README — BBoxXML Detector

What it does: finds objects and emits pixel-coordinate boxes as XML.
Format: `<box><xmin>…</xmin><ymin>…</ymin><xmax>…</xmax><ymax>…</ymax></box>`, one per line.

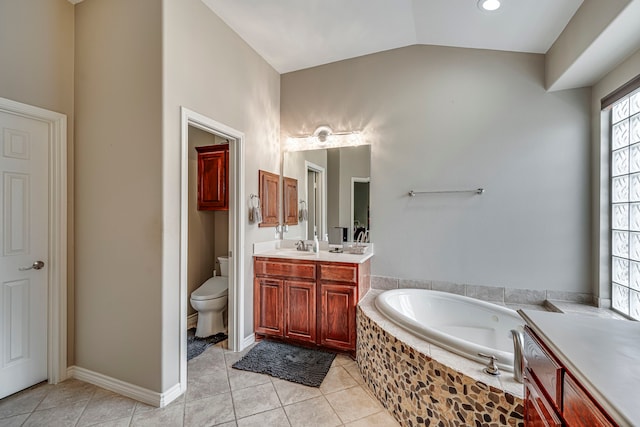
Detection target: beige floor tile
<box><xmin>76</xmin><ymin>393</ymin><xmax>137</xmax><ymax>427</ymax></box>
<box><xmin>319</xmin><ymin>366</ymin><xmax>358</xmax><ymax>394</ymax></box>
<box><xmin>325</xmin><ymin>386</ymin><xmax>384</xmax><ymax>423</ymax></box>
<box><xmin>130</xmin><ymin>404</ymin><xmax>184</xmax><ymax>427</ymax></box>
<box><xmin>344</xmin><ymin>410</ymin><xmax>400</xmax><ymax>426</ymax></box>
<box><xmin>236</xmin><ymin>407</ymin><xmax>290</xmax><ymax>427</ymax></box>
<box><xmin>0</xmin><ymin>414</ymin><xmax>29</xmax><ymax>427</ymax></box>
<box><xmin>133</xmin><ymin>393</ymin><xmax>185</xmax><ymax>415</ymax></box>
<box><xmin>186</xmin><ymin>369</ymin><xmax>230</xmax><ymax>401</ymax></box>
<box><xmin>341</xmin><ymin>359</ymin><xmax>365</xmax><ymax>385</ymax></box>
<box><xmin>0</xmin><ymin>384</ymin><xmax>51</xmax><ymax>419</ymax></box>
<box><xmin>283</xmin><ymin>396</ymin><xmax>341</xmax><ymax>427</ymax></box>
<box><xmin>23</xmin><ymin>400</ymin><xmax>87</xmax><ymax>427</ymax></box>
<box><xmin>184</xmin><ymin>392</ymin><xmax>235</xmax><ymax>427</ymax></box>
<box><xmin>216</xmin><ymin>421</ymin><xmax>237</xmax><ymax>427</ymax></box>
<box><xmin>227</xmin><ymin>368</ymin><xmax>272</xmax><ymax>390</ymax></box>
<box><xmin>272</xmin><ymin>378</ymin><xmax>322</xmax><ymax>406</ymax></box>
<box><xmin>188</xmin><ymin>352</ymin><xmax>226</xmax><ymax>379</ymax></box>
<box><xmin>231</xmin><ymin>382</ymin><xmax>281</xmax><ymax>419</ymax></box>
<box><xmin>36</xmin><ymin>379</ymin><xmax>97</xmax><ymax>410</ymax></box>
<box><xmin>330</xmin><ymin>353</ymin><xmax>353</xmax><ymax>367</ymax></box>
<box><xmin>89</xmin><ymin>416</ymin><xmax>134</xmax><ymax>427</ymax></box>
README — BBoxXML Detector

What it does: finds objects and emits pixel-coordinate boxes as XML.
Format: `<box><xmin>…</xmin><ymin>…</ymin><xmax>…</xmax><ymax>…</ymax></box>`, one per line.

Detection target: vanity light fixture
<box><xmin>285</xmin><ymin>125</ymin><xmax>363</xmax><ymax>152</ymax></box>
<box><xmin>478</xmin><ymin>0</ymin><xmax>500</xmax><ymax>12</ymax></box>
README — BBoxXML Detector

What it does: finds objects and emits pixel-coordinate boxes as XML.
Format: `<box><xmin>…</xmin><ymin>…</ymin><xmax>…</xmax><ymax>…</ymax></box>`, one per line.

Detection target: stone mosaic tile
<box><xmin>356</xmin><ymin>305</ymin><xmax>524</xmax><ymax>427</ymax></box>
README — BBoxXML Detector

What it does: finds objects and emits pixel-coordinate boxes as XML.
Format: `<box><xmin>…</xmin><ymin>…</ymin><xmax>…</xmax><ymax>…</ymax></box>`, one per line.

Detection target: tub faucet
<box><xmin>511</xmin><ymin>329</ymin><xmax>524</xmax><ymax>383</ymax></box>
<box><xmin>478</xmin><ymin>353</ymin><xmax>500</xmax><ymax>376</ymax></box>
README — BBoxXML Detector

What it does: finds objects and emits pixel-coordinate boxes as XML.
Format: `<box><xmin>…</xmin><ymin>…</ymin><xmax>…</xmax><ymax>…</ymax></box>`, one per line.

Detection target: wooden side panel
<box><xmin>283</xmin><ymin>176</ymin><xmax>298</xmax><ymax>226</ymax></box>
<box><xmin>563</xmin><ymin>374</ymin><xmax>615</xmax><ymax>427</ymax></box>
<box><xmin>255</xmin><ymin>259</ymin><xmax>316</xmax><ymax>280</ymax></box>
<box><xmin>524</xmin><ymin>327</ymin><xmax>563</xmax><ymax>409</ymax></box>
<box><xmin>357</xmin><ymin>259</ymin><xmax>370</xmax><ymax>301</ymax></box>
<box><xmin>284</xmin><ymin>280</ymin><xmax>316</xmax><ymax>343</ymax></box>
<box><xmin>259</xmin><ymin>170</ymin><xmax>279</xmax><ymax>227</ymax></box>
<box><xmin>254</xmin><ymin>277</ymin><xmax>283</xmax><ymax>336</ymax></box>
<box><xmin>524</xmin><ymin>370</ymin><xmax>562</xmax><ymax>427</ymax></box>
<box><xmin>319</xmin><ymin>263</ymin><xmax>357</xmax><ymax>284</ymax></box>
<box><xmin>320</xmin><ymin>283</ymin><xmax>356</xmax><ymax>351</ymax></box>
<box><xmin>196</xmin><ymin>144</ymin><xmax>228</xmax><ymax>210</ymax></box>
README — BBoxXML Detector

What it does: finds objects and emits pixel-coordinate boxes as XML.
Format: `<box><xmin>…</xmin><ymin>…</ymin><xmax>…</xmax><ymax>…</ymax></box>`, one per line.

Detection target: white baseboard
<box><xmin>187</xmin><ymin>313</ymin><xmax>198</xmax><ymax>329</ymax></box>
<box><xmin>67</xmin><ymin>365</ymin><xmax>183</xmax><ymax>408</ymax></box>
<box><xmin>241</xmin><ymin>333</ymin><xmax>255</xmax><ymax>351</ymax></box>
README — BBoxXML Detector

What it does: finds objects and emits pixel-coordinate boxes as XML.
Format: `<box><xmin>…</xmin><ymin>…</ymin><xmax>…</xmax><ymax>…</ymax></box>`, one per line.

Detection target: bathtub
<box><xmin>375</xmin><ymin>288</ymin><xmax>523</xmax><ymax>372</ymax></box>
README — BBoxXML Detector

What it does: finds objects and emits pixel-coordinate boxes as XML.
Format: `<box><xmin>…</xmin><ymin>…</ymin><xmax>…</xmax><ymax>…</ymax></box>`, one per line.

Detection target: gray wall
<box><xmin>282</xmin><ymin>45</ymin><xmax>592</xmax><ymax>293</ymax></box>
<box><xmin>74</xmin><ymin>0</ymin><xmax>163</xmax><ymax>391</ymax></box>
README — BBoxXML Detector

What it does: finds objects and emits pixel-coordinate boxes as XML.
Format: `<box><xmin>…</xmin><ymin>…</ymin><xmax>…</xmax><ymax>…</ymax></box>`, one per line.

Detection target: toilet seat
<box><xmin>191</xmin><ymin>276</ymin><xmax>228</xmax><ymax>301</ymax></box>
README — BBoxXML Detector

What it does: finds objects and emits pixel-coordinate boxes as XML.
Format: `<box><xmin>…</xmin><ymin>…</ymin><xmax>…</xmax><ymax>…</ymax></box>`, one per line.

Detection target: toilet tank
<box><xmin>218</xmin><ymin>256</ymin><xmax>229</xmax><ymax>277</ymax></box>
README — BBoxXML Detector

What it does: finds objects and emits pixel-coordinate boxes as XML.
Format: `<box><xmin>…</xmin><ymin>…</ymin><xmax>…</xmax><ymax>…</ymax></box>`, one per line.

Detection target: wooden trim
<box><xmin>601</xmin><ymin>73</ymin><xmax>640</xmax><ymax>109</ymax></box>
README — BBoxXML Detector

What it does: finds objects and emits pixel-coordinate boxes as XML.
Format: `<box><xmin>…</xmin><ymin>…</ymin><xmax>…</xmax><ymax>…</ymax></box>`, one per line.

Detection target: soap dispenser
<box><xmin>313</xmin><ymin>233</ymin><xmax>319</xmax><ymax>254</ymax></box>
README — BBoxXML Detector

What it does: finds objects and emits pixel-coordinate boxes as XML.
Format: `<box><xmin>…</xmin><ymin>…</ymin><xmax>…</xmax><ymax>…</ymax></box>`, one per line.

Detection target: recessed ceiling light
<box><xmin>478</xmin><ymin>0</ymin><xmax>501</xmax><ymax>12</ymax></box>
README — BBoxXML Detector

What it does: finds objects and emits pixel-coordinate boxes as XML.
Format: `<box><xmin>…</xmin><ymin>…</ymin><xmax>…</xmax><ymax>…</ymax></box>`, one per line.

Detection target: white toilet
<box><xmin>190</xmin><ymin>256</ymin><xmax>229</xmax><ymax>337</ymax></box>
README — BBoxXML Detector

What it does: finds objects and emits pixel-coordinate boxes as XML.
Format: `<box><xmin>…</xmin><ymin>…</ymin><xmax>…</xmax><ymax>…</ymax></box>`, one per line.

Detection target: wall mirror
<box><xmin>283</xmin><ymin>145</ymin><xmax>371</xmax><ymax>244</ymax></box>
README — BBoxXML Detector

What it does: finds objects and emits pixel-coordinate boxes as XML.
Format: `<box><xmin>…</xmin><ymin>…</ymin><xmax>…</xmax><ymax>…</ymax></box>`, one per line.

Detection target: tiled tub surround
<box><xmin>371</xmin><ymin>276</ymin><xmax>595</xmax><ymax>307</ymax></box>
<box><xmin>357</xmin><ymin>290</ymin><xmax>524</xmax><ymax>427</ymax></box>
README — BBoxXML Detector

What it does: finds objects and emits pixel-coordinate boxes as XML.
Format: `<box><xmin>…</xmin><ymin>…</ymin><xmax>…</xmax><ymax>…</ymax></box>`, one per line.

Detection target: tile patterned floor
<box><xmin>0</xmin><ymin>342</ymin><xmax>400</xmax><ymax>427</ymax></box>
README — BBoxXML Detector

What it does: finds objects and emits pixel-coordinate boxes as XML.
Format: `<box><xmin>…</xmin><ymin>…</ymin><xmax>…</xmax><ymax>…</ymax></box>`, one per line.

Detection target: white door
<box><xmin>0</xmin><ymin>111</ymin><xmax>49</xmax><ymax>399</ymax></box>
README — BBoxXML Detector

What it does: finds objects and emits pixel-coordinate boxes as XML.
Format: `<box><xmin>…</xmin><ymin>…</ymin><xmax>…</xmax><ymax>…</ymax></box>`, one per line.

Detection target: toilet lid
<box><xmin>191</xmin><ymin>276</ymin><xmax>228</xmax><ymax>300</ymax></box>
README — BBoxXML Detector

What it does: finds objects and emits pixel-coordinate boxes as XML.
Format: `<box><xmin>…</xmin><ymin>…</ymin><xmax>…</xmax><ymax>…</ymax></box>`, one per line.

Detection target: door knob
<box><xmin>19</xmin><ymin>260</ymin><xmax>45</xmax><ymax>271</ymax></box>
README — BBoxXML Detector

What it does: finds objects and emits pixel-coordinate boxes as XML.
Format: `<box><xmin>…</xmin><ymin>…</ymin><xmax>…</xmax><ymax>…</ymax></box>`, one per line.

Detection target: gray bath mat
<box><xmin>187</xmin><ymin>328</ymin><xmax>227</xmax><ymax>361</ymax></box>
<box><xmin>232</xmin><ymin>340</ymin><xmax>336</xmax><ymax>387</ymax></box>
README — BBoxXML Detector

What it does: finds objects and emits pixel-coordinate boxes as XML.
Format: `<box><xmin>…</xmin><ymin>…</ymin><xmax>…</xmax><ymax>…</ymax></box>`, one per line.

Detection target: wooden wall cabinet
<box><xmin>254</xmin><ymin>257</ymin><xmax>370</xmax><ymax>352</ymax></box>
<box><xmin>523</xmin><ymin>327</ymin><xmax>616</xmax><ymax>427</ymax></box>
<box><xmin>196</xmin><ymin>144</ymin><xmax>228</xmax><ymax>210</ymax></box>
<box><xmin>259</xmin><ymin>170</ymin><xmax>279</xmax><ymax>227</ymax></box>
<box><xmin>283</xmin><ymin>176</ymin><xmax>298</xmax><ymax>226</ymax></box>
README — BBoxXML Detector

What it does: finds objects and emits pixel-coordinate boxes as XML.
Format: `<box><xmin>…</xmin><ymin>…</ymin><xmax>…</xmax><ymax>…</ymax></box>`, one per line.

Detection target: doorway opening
<box><xmin>304</xmin><ymin>161</ymin><xmax>326</xmax><ymax>240</ymax></box>
<box><xmin>350</xmin><ymin>177</ymin><xmax>370</xmax><ymax>242</ymax></box>
<box><xmin>179</xmin><ymin>107</ymin><xmax>244</xmax><ymax>393</ymax></box>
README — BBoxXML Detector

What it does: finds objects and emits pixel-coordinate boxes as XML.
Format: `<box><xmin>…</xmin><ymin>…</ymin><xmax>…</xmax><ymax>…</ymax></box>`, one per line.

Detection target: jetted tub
<box><xmin>375</xmin><ymin>288</ymin><xmax>523</xmax><ymax>371</ymax></box>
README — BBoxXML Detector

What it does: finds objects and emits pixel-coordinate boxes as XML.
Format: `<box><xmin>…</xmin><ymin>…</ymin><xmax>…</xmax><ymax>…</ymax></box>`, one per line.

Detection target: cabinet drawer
<box><xmin>563</xmin><ymin>374</ymin><xmax>614</xmax><ymax>427</ymax></box>
<box><xmin>524</xmin><ymin>327</ymin><xmax>562</xmax><ymax>408</ymax></box>
<box><xmin>319</xmin><ymin>263</ymin><xmax>357</xmax><ymax>284</ymax></box>
<box><xmin>255</xmin><ymin>259</ymin><xmax>316</xmax><ymax>280</ymax></box>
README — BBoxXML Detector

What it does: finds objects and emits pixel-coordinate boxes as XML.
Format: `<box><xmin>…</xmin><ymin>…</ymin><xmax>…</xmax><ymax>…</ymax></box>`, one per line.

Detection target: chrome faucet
<box><xmin>295</xmin><ymin>240</ymin><xmax>309</xmax><ymax>251</ymax></box>
<box><xmin>511</xmin><ymin>329</ymin><xmax>524</xmax><ymax>383</ymax></box>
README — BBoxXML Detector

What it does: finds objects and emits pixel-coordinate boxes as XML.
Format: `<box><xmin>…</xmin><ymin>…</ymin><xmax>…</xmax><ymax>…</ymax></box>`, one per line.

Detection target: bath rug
<box><xmin>187</xmin><ymin>328</ymin><xmax>227</xmax><ymax>361</ymax></box>
<box><xmin>232</xmin><ymin>340</ymin><xmax>336</xmax><ymax>387</ymax></box>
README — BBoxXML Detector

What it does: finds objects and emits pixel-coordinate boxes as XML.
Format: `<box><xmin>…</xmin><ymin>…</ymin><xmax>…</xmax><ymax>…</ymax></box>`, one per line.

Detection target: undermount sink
<box><xmin>277</xmin><ymin>249</ymin><xmax>317</xmax><ymax>256</ymax></box>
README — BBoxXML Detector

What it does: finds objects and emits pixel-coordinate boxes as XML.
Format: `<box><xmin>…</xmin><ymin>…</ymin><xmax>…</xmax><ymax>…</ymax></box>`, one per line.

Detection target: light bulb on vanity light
<box><xmin>478</xmin><ymin>0</ymin><xmax>500</xmax><ymax>12</ymax></box>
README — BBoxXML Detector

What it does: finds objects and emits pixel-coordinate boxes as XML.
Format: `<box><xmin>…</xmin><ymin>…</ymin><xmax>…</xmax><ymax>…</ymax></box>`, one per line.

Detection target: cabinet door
<box><xmin>254</xmin><ymin>277</ymin><xmax>284</xmax><ymax>336</ymax></box>
<box><xmin>320</xmin><ymin>283</ymin><xmax>356</xmax><ymax>350</ymax></box>
<box><xmin>524</xmin><ymin>371</ymin><xmax>562</xmax><ymax>427</ymax></box>
<box><xmin>284</xmin><ymin>280</ymin><xmax>316</xmax><ymax>343</ymax></box>
<box><xmin>259</xmin><ymin>170</ymin><xmax>279</xmax><ymax>227</ymax></box>
<box><xmin>196</xmin><ymin>145</ymin><xmax>228</xmax><ymax>210</ymax></box>
<box><xmin>563</xmin><ymin>374</ymin><xmax>615</xmax><ymax>427</ymax></box>
<box><xmin>283</xmin><ymin>176</ymin><xmax>298</xmax><ymax>226</ymax></box>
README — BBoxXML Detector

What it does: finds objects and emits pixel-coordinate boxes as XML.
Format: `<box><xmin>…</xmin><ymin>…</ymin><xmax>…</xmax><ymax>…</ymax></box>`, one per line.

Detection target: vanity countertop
<box><xmin>253</xmin><ymin>248</ymin><xmax>373</xmax><ymax>264</ymax></box>
<box><xmin>519</xmin><ymin>310</ymin><xmax>640</xmax><ymax>427</ymax></box>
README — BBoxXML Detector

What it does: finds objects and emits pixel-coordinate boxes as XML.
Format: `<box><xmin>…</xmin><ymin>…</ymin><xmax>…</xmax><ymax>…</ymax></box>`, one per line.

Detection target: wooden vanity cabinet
<box><xmin>196</xmin><ymin>144</ymin><xmax>228</xmax><ymax>210</ymax></box>
<box><xmin>523</xmin><ymin>326</ymin><xmax>616</xmax><ymax>427</ymax></box>
<box><xmin>254</xmin><ymin>257</ymin><xmax>370</xmax><ymax>352</ymax></box>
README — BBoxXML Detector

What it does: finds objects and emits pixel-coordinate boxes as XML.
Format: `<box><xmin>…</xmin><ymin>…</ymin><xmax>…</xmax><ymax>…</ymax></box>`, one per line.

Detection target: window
<box><xmin>610</xmin><ymin>87</ymin><xmax>640</xmax><ymax>319</ymax></box>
